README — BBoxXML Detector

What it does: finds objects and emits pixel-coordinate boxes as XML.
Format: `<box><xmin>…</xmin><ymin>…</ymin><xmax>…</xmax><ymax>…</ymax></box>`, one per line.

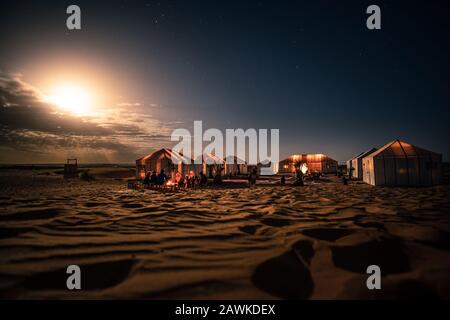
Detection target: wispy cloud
<box><xmin>0</xmin><ymin>73</ymin><xmax>179</xmax><ymax>163</ymax></box>
<box><xmin>116</xmin><ymin>102</ymin><xmax>141</xmax><ymax>107</ymax></box>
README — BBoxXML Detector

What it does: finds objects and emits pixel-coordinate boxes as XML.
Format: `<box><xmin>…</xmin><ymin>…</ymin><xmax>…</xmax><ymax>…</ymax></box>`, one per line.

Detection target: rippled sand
<box><xmin>1</xmin><ymin>168</ymin><xmax>450</xmax><ymax>299</ymax></box>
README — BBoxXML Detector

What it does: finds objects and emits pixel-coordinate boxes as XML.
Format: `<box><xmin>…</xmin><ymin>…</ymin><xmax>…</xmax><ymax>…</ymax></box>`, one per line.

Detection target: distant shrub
<box><xmin>79</xmin><ymin>171</ymin><xmax>95</xmax><ymax>181</ymax></box>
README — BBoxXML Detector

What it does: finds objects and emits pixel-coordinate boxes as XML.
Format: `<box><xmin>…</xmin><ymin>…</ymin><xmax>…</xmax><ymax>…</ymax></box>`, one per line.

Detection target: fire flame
<box><xmin>301</xmin><ymin>163</ymin><xmax>308</xmax><ymax>174</ymax></box>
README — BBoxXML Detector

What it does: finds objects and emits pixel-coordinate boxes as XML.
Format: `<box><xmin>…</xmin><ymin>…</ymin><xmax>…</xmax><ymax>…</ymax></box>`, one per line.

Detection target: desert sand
<box><xmin>1</xmin><ymin>166</ymin><xmax>450</xmax><ymax>299</ymax></box>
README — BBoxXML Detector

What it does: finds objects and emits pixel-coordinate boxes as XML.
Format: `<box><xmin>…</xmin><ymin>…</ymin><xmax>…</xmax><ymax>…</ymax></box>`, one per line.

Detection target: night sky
<box><xmin>1</xmin><ymin>0</ymin><xmax>449</xmax><ymax>163</ymax></box>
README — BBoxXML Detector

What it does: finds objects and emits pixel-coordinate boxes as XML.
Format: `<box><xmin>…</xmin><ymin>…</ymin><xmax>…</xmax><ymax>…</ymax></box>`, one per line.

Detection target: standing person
<box><xmin>158</xmin><ymin>169</ymin><xmax>167</xmax><ymax>187</ymax></box>
<box><xmin>248</xmin><ymin>167</ymin><xmax>257</xmax><ymax>187</ymax></box>
<box><xmin>199</xmin><ymin>172</ymin><xmax>207</xmax><ymax>186</ymax></box>
<box><xmin>143</xmin><ymin>171</ymin><xmax>151</xmax><ymax>188</ymax></box>
<box><xmin>178</xmin><ymin>174</ymin><xmax>185</xmax><ymax>188</ymax></box>
<box><xmin>294</xmin><ymin>168</ymin><xmax>304</xmax><ymax>186</ymax></box>
<box><xmin>175</xmin><ymin>171</ymin><xmax>181</xmax><ymax>186</ymax></box>
<box><xmin>280</xmin><ymin>175</ymin><xmax>286</xmax><ymax>185</ymax></box>
<box><xmin>194</xmin><ymin>175</ymin><xmax>200</xmax><ymax>188</ymax></box>
<box><xmin>150</xmin><ymin>171</ymin><xmax>157</xmax><ymax>187</ymax></box>
<box><xmin>213</xmin><ymin>168</ymin><xmax>223</xmax><ymax>185</ymax></box>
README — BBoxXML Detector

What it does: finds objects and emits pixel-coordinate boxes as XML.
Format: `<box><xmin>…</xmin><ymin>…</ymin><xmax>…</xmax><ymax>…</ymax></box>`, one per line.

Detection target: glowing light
<box><xmin>301</xmin><ymin>163</ymin><xmax>308</xmax><ymax>174</ymax></box>
<box><xmin>45</xmin><ymin>85</ymin><xmax>94</xmax><ymax>116</ymax></box>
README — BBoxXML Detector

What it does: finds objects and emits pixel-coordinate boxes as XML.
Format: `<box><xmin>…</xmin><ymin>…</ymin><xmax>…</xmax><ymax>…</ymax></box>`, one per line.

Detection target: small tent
<box><xmin>346</xmin><ymin>152</ymin><xmax>363</xmax><ymax>178</ymax></box>
<box><xmin>348</xmin><ymin>148</ymin><xmax>377</xmax><ymax>180</ymax></box>
<box><xmin>362</xmin><ymin>140</ymin><xmax>442</xmax><ymax>186</ymax></box>
<box><xmin>194</xmin><ymin>153</ymin><xmax>225</xmax><ymax>178</ymax></box>
<box><xmin>224</xmin><ymin>156</ymin><xmax>248</xmax><ymax>175</ymax></box>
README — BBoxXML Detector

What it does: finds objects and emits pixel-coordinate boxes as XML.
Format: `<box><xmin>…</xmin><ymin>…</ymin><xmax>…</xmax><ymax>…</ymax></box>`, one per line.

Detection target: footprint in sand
<box><xmin>238</xmin><ymin>225</ymin><xmax>261</xmax><ymax>235</ymax></box>
<box><xmin>260</xmin><ymin>217</ymin><xmax>291</xmax><ymax>227</ymax></box>
<box><xmin>19</xmin><ymin>259</ymin><xmax>137</xmax><ymax>291</ymax></box>
<box><xmin>121</xmin><ymin>203</ymin><xmax>143</xmax><ymax>209</ymax></box>
<box><xmin>301</xmin><ymin>228</ymin><xmax>354</xmax><ymax>242</ymax></box>
<box><xmin>0</xmin><ymin>227</ymin><xmax>33</xmax><ymax>239</ymax></box>
<box><xmin>0</xmin><ymin>208</ymin><xmax>63</xmax><ymax>221</ymax></box>
<box><xmin>251</xmin><ymin>240</ymin><xmax>314</xmax><ymax>299</ymax></box>
<box><xmin>417</xmin><ymin>230</ymin><xmax>450</xmax><ymax>252</ymax></box>
<box><xmin>331</xmin><ymin>236</ymin><xmax>410</xmax><ymax>275</ymax></box>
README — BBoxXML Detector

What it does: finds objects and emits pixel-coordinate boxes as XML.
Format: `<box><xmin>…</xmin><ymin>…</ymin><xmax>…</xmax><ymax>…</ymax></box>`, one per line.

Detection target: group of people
<box><xmin>142</xmin><ymin>169</ymin><xmax>168</xmax><ymax>188</ymax></box>
<box><xmin>142</xmin><ymin>169</ymin><xmax>209</xmax><ymax>190</ymax></box>
<box><xmin>174</xmin><ymin>171</ymin><xmax>208</xmax><ymax>189</ymax></box>
<box><xmin>141</xmin><ymin>166</ymin><xmax>331</xmax><ymax>190</ymax></box>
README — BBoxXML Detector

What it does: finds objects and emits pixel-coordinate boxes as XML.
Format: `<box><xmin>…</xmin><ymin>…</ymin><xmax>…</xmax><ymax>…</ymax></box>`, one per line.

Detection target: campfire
<box><xmin>301</xmin><ymin>163</ymin><xmax>308</xmax><ymax>174</ymax></box>
<box><xmin>166</xmin><ymin>180</ymin><xmax>175</xmax><ymax>187</ymax></box>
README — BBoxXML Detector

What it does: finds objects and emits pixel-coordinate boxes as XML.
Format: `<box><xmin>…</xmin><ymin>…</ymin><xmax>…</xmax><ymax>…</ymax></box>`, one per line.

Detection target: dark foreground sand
<box><xmin>1</xmin><ymin>167</ymin><xmax>450</xmax><ymax>299</ymax></box>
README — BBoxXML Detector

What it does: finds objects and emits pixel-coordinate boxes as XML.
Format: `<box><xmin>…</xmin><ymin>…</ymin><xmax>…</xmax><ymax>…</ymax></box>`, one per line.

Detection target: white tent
<box><xmin>346</xmin><ymin>152</ymin><xmax>363</xmax><ymax>178</ymax></box>
<box><xmin>194</xmin><ymin>153</ymin><xmax>225</xmax><ymax>178</ymax></box>
<box><xmin>224</xmin><ymin>156</ymin><xmax>248</xmax><ymax>175</ymax></box>
<box><xmin>348</xmin><ymin>148</ymin><xmax>377</xmax><ymax>180</ymax></box>
<box><xmin>362</xmin><ymin>140</ymin><xmax>442</xmax><ymax>186</ymax></box>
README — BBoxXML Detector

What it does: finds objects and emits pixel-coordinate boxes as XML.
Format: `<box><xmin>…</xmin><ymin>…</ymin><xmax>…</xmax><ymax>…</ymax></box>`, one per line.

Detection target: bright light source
<box><xmin>46</xmin><ymin>85</ymin><xmax>94</xmax><ymax>116</ymax></box>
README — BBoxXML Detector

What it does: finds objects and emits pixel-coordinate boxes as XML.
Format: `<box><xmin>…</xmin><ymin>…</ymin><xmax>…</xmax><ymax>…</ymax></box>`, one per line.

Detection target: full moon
<box><xmin>46</xmin><ymin>85</ymin><xmax>94</xmax><ymax>116</ymax></box>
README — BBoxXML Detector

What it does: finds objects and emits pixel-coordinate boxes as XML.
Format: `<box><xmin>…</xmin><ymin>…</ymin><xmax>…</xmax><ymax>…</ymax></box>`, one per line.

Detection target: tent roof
<box><xmin>136</xmin><ymin>148</ymin><xmax>192</xmax><ymax>163</ymax></box>
<box><xmin>225</xmin><ymin>155</ymin><xmax>247</xmax><ymax>164</ymax></box>
<box><xmin>352</xmin><ymin>148</ymin><xmax>378</xmax><ymax>161</ymax></box>
<box><xmin>194</xmin><ymin>153</ymin><xmax>225</xmax><ymax>164</ymax></box>
<box><xmin>348</xmin><ymin>151</ymin><xmax>365</xmax><ymax>162</ymax></box>
<box><xmin>365</xmin><ymin>140</ymin><xmax>441</xmax><ymax>159</ymax></box>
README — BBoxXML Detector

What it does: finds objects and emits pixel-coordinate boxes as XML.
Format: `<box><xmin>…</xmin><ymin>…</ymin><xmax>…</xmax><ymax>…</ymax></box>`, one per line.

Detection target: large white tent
<box><xmin>362</xmin><ymin>140</ymin><xmax>442</xmax><ymax>186</ymax></box>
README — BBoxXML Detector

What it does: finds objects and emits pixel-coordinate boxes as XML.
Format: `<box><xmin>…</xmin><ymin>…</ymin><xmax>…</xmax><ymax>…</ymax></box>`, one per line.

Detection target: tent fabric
<box><xmin>224</xmin><ymin>156</ymin><xmax>248</xmax><ymax>175</ymax></box>
<box><xmin>278</xmin><ymin>154</ymin><xmax>338</xmax><ymax>174</ymax></box>
<box><xmin>346</xmin><ymin>152</ymin><xmax>363</xmax><ymax>169</ymax></box>
<box><xmin>346</xmin><ymin>152</ymin><xmax>364</xmax><ymax>178</ymax></box>
<box><xmin>198</xmin><ymin>153</ymin><xmax>225</xmax><ymax>165</ymax></box>
<box><xmin>349</xmin><ymin>148</ymin><xmax>377</xmax><ymax>180</ymax></box>
<box><xmin>136</xmin><ymin>148</ymin><xmax>191</xmax><ymax>165</ymax></box>
<box><xmin>362</xmin><ymin>140</ymin><xmax>442</xmax><ymax>186</ymax></box>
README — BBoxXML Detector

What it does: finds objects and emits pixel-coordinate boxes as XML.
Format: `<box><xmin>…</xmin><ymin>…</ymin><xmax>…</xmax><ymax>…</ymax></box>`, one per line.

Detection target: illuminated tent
<box><xmin>135</xmin><ymin>148</ymin><xmax>193</xmax><ymax>179</ymax></box>
<box><xmin>278</xmin><ymin>154</ymin><xmax>338</xmax><ymax>174</ymax></box>
<box><xmin>362</xmin><ymin>140</ymin><xmax>442</xmax><ymax>186</ymax></box>
<box><xmin>347</xmin><ymin>148</ymin><xmax>377</xmax><ymax>179</ymax></box>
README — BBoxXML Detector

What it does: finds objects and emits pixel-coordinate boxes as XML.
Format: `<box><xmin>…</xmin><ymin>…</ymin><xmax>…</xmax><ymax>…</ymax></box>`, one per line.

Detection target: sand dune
<box><xmin>0</xmin><ymin>168</ymin><xmax>450</xmax><ymax>299</ymax></box>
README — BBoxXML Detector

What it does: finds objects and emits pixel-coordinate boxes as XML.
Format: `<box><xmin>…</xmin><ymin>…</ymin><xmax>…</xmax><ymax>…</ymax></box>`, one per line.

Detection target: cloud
<box><xmin>116</xmin><ymin>102</ymin><xmax>141</xmax><ymax>107</ymax></box>
<box><xmin>0</xmin><ymin>73</ymin><xmax>177</xmax><ymax>163</ymax></box>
